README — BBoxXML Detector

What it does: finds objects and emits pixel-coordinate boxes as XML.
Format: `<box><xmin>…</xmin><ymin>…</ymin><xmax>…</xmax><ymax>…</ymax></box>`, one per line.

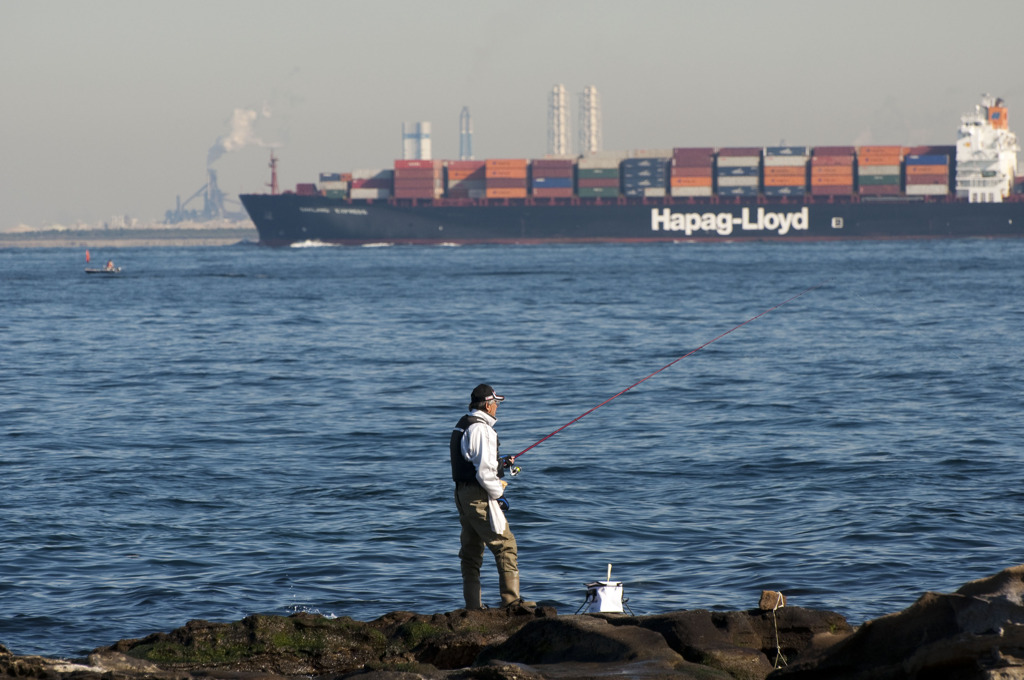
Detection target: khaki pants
<box><xmin>454</xmin><ymin>482</ymin><xmax>520</xmax><ymax>608</ymax></box>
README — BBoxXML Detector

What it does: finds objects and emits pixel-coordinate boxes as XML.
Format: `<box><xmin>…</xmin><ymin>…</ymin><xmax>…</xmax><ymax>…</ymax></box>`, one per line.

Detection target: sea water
<box><xmin>1</xmin><ymin>240</ymin><xmax>1022</xmax><ymax>657</ymax></box>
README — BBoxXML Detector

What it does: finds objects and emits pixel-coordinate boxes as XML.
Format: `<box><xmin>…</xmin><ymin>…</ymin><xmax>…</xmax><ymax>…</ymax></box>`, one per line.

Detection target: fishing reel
<box><xmin>499</xmin><ymin>455</ymin><xmax>522</xmax><ymax>477</ymax></box>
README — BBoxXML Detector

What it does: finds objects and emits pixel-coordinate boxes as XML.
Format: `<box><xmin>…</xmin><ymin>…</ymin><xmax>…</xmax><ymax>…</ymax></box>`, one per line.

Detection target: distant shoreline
<box><xmin>0</xmin><ymin>226</ymin><xmax>259</xmax><ymax>248</ymax></box>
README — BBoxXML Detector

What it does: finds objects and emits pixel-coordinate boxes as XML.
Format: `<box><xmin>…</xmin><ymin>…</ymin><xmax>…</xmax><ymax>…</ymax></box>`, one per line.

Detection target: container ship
<box><xmin>240</xmin><ymin>95</ymin><xmax>1024</xmax><ymax>246</ymax></box>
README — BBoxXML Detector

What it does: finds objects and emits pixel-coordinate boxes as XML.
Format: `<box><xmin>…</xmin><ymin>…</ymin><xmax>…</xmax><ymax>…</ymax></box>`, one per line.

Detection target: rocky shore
<box><xmin>3</xmin><ymin>565</ymin><xmax>1023</xmax><ymax>680</ymax></box>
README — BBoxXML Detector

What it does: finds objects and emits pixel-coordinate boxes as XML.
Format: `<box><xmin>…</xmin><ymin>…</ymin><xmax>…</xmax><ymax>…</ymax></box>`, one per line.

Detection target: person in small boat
<box><xmin>105</xmin><ymin>260</ymin><xmax>115</xmax><ymax>271</ymax></box>
<box><xmin>450</xmin><ymin>384</ymin><xmax>534</xmax><ymax>610</ymax></box>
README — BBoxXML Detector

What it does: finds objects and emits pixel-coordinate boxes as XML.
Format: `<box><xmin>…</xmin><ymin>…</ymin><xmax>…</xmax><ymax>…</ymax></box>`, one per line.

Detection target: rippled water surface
<box><xmin>1</xmin><ymin>240</ymin><xmax>1022</xmax><ymax>657</ymax></box>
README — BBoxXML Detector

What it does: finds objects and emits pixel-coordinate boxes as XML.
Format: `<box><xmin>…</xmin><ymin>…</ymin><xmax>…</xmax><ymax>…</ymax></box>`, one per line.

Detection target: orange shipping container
<box><xmin>858</xmin><ymin>155</ymin><xmax>902</xmax><ymax>166</ymax></box>
<box><xmin>811</xmin><ymin>167</ymin><xmax>855</xmax><ymax>178</ymax></box>
<box><xmin>485</xmin><ymin>167</ymin><xmax>528</xmax><ymax>179</ymax></box>
<box><xmin>764</xmin><ymin>176</ymin><xmax>807</xmax><ymax>187</ymax></box>
<box><xmin>764</xmin><ymin>167</ymin><xmax>806</xmax><ymax>179</ymax></box>
<box><xmin>670</xmin><ymin>176</ymin><xmax>713</xmax><ymax>188</ymax></box>
<box><xmin>670</xmin><ymin>166</ymin><xmax>714</xmax><ymax>178</ymax></box>
<box><xmin>905</xmin><ymin>164</ymin><xmax>948</xmax><ymax>176</ymax></box>
<box><xmin>858</xmin><ymin>145</ymin><xmax>903</xmax><ymax>155</ymax></box>
<box><xmin>811</xmin><ymin>155</ymin><xmax>855</xmax><ymax>167</ymax></box>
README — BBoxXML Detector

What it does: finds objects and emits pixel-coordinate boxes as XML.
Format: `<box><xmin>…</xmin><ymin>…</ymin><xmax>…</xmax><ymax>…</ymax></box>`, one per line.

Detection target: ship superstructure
<box><xmin>956</xmin><ymin>95</ymin><xmax>1020</xmax><ymax>203</ymax></box>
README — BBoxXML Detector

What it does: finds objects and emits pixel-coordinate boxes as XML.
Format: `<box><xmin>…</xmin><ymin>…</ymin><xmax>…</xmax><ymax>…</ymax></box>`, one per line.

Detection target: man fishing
<box><xmin>450</xmin><ymin>384</ymin><xmax>534</xmax><ymax>610</ymax></box>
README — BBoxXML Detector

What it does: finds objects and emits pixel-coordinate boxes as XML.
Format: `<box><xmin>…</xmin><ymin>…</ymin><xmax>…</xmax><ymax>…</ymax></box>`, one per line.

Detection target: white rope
<box><xmin>771</xmin><ymin>592</ymin><xmax>788</xmax><ymax>668</ymax></box>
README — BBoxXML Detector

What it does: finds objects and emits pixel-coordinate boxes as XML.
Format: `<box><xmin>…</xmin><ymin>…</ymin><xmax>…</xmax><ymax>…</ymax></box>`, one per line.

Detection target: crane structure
<box><xmin>548</xmin><ymin>84</ymin><xmax>571</xmax><ymax>156</ymax></box>
<box><xmin>578</xmin><ymin>85</ymin><xmax>602</xmax><ymax>155</ymax></box>
<box><xmin>164</xmin><ymin>168</ymin><xmax>245</xmax><ymax>224</ymax></box>
<box><xmin>459</xmin><ymin>106</ymin><xmax>473</xmax><ymax>160</ymax></box>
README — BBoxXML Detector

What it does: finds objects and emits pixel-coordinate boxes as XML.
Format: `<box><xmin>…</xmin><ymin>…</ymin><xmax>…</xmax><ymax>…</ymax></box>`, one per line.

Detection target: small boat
<box><xmin>85</xmin><ymin>267</ymin><xmax>122</xmax><ymax>274</ymax></box>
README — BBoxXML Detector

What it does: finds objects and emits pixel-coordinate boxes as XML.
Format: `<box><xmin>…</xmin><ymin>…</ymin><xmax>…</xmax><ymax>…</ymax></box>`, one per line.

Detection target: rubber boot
<box><xmin>496</xmin><ymin>552</ymin><xmax>520</xmax><ymax>606</ymax></box>
<box><xmin>462</xmin><ymin>567</ymin><xmax>483</xmax><ymax>610</ymax></box>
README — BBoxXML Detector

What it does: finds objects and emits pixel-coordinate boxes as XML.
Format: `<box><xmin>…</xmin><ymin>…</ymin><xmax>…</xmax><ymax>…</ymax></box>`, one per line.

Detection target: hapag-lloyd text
<box><xmin>651</xmin><ymin>207</ymin><xmax>810</xmax><ymax>236</ymax></box>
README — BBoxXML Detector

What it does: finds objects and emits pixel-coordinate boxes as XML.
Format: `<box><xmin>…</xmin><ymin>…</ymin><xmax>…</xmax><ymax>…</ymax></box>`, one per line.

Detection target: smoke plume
<box><xmin>207</xmin><ymin>106</ymin><xmax>271</xmax><ymax>167</ymax></box>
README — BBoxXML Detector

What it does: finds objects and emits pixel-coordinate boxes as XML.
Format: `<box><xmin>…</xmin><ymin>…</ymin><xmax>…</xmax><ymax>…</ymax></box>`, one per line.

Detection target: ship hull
<box><xmin>240</xmin><ymin>194</ymin><xmax>1024</xmax><ymax>246</ymax></box>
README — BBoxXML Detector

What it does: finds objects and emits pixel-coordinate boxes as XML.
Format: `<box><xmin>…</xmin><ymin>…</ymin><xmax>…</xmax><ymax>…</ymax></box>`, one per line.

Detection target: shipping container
<box><xmin>763</xmin><ymin>155</ymin><xmax>809</xmax><ymax>167</ymax></box>
<box><xmin>765</xmin><ymin>146</ymin><xmax>810</xmax><ymax>157</ymax></box>
<box><xmin>670</xmin><ymin>166</ymin><xmax>714</xmax><ymax>178</ymax></box>
<box><xmin>447</xmin><ymin>160</ymin><xmax>486</xmax><ymax>172</ymax></box>
<box><xmin>673</xmin><ymin>147</ymin><xmax>715</xmax><ymax>157</ymax></box>
<box><xmin>810</xmin><ymin>176</ymin><xmax>854</xmax><ymax>186</ymax></box>
<box><xmin>296</xmin><ymin>183</ymin><xmax>317</xmax><ymax>195</ymax></box>
<box><xmin>577</xmin><ymin>156</ymin><xmax>621</xmax><ymax>170</ymax></box>
<box><xmin>858</xmin><ymin>145</ymin><xmax>903</xmax><ymax>156</ymax></box>
<box><xmin>531</xmin><ymin>158</ymin><xmax>575</xmax><ymax>170</ymax></box>
<box><xmin>717</xmin><ymin>175</ymin><xmax>759</xmax><ymax>187</ymax></box>
<box><xmin>814</xmin><ymin>146</ymin><xmax>857</xmax><ymax>156</ymax></box>
<box><xmin>717</xmin><ymin>186</ymin><xmax>759</xmax><ymax>197</ymax></box>
<box><xmin>857</xmin><ymin>165</ymin><xmax>900</xmax><ymax>175</ymax></box>
<box><xmin>905</xmin><ymin>165</ymin><xmax>949</xmax><ymax>177</ymax></box>
<box><xmin>811</xmin><ymin>155</ymin><xmax>855</xmax><ymax>166</ymax></box>
<box><xmin>763</xmin><ymin>186</ymin><xmax>806</xmax><ymax>197</ymax></box>
<box><xmin>622</xmin><ymin>157</ymin><xmax>669</xmax><ymax>168</ymax></box>
<box><xmin>578</xmin><ymin>177</ymin><xmax>619</xmax><ymax>188</ymax></box>
<box><xmin>351</xmin><ymin>177</ymin><xmax>392</xmax><ymax>189</ymax></box>
<box><xmin>577</xmin><ymin>167</ymin><xmax>619</xmax><ymax>179</ymax></box>
<box><xmin>764</xmin><ymin>175</ymin><xmax>808</xmax><ymax>187</ymax></box>
<box><xmin>716</xmin><ymin>156</ymin><xmax>761</xmax><ymax>167</ymax></box>
<box><xmin>858</xmin><ymin>174</ymin><xmax>902</xmax><ymax>185</ymax></box>
<box><xmin>485</xmin><ymin>168</ymin><xmax>528</xmax><ymax>179</ymax></box>
<box><xmin>716</xmin><ymin>166</ymin><xmax>759</xmax><ymax>177</ymax></box>
<box><xmin>811</xmin><ymin>166</ymin><xmax>856</xmax><ymax>178</ymax></box>
<box><xmin>394</xmin><ymin>160</ymin><xmax>439</xmax><ymax>170</ymax></box>
<box><xmin>532</xmin><ymin>187</ymin><xmax>574</xmax><ymax>199</ymax></box>
<box><xmin>905</xmin><ymin>184</ymin><xmax>949</xmax><ymax>195</ymax></box>
<box><xmin>905</xmin><ymin>154</ymin><xmax>950</xmax><ymax>165</ymax></box>
<box><xmin>764</xmin><ymin>166</ymin><xmax>807</xmax><ymax>178</ymax></box>
<box><xmin>485</xmin><ymin>177</ymin><xmax>528</xmax><ymax>189</ymax></box>
<box><xmin>531</xmin><ymin>176</ymin><xmax>573</xmax><ymax>188</ymax></box>
<box><xmin>532</xmin><ymin>170</ymin><xmax>574</xmax><ymax>179</ymax></box>
<box><xmin>859</xmin><ymin>185</ymin><xmax>903</xmax><ymax>196</ymax></box>
<box><xmin>670</xmin><ymin>176</ymin><xmax>714</xmax><ymax>188</ymax></box>
<box><xmin>577</xmin><ymin>186</ymin><xmax>619</xmax><ymax>197</ymax></box>
<box><xmin>905</xmin><ymin>173</ymin><xmax>949</xmax><ymax>185</ymax></box>
<box><xmin>485</xmin><ymin>187</ymin><xmax>527</xmax><ymax>199</ymax></box>
<box><xmin>349</xmin><ymin>188</ymin><xmax>391</xmax><ymax>200</ymax></box>
<box><xmin>670</xmin><ymin>186</ymin><xmax>714</xmax><ymax>197</ymax></box>
<box><xmin>717</xmin><ymin>147</ymin><xmax>761</xmax><ymax>157</ymax></box>
<box><xmin>810</xmin><ymin>185</ymin><xmax>855</xmax><ymax>195</ymax></box>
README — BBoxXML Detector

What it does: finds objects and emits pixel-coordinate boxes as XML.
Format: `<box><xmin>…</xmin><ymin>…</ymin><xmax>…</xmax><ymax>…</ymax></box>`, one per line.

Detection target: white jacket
<box><xmin>461</xmin><ymin>409</ymin><xmax>508</xmax><ymax>533</ymax></box>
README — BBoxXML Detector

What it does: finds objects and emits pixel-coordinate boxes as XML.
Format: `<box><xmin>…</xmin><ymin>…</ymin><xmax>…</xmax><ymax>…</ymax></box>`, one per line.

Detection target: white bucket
<box><xmin>585</xmin><ymin>580</ymin><xmax>624</xmax><ymax>613</ymax></box>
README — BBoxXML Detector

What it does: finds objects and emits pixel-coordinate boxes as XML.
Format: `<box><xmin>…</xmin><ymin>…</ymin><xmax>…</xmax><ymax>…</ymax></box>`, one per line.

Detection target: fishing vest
<box><xmin>450</xmin><ymin>414</ymin><xmax>501</xmax><ymax>483</ymax></box>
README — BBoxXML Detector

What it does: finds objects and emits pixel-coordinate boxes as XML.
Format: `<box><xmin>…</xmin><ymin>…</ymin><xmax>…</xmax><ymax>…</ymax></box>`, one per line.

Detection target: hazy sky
<box><xmin>3</xmin><ymin>0</ymin><xmax>1023</xmax><ymax>229</ymax></box>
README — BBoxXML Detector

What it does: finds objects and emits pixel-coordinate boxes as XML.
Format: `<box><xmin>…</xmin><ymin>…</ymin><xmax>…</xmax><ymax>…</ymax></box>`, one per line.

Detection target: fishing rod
<box><xmin>500</xmin><ymin>280</ymin><xmax>830</xmax><ymax>476</ymax></box>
